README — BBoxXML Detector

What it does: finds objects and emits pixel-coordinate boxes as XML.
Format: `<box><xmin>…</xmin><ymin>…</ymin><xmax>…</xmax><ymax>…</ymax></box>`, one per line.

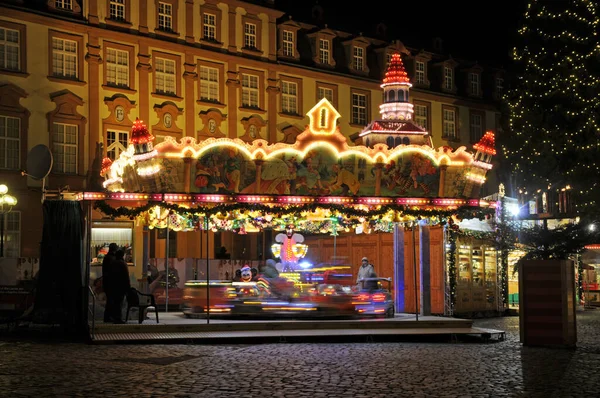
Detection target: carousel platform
<box><xmin>89</xmin><ymin>312</ymin><xmax>505</xmax><ymax>344</ymax></box>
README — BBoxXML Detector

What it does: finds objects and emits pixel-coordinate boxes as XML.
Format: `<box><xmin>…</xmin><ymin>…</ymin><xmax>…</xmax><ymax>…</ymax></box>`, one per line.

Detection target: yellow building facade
<box><xmin>0</xmin><ymin>0</ymin><xmax>503</xmax><ymax>268</ymax></box>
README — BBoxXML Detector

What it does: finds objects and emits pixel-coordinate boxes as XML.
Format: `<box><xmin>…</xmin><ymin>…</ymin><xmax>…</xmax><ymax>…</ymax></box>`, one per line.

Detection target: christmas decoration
<box><xmin>447</xmin><ymin>227</ymin><xmax>457</xmax><ymax>311</ymax></box>
<box><xmin>130</xmin><ymin>118</ymin><xmax>161</xmax><ymax>177</ymax></box>
<box><xmin>271</xmin><ymin>227</ymin><xmax>308</xmax><ymax>271</ymax></box>
<box><xmin>503</xmin><ymin>0</ymin><xmax>600</xmax><ymax>215</ymax></box>
<box><xmin>382</xmin><ymin>53</ymin><xmax>411</xmax><ymax>85</ymax></box>
<box><xmin>100</xmin><ymin>157</ymin><xmax>113</xmax><ymax>177</ymax></box>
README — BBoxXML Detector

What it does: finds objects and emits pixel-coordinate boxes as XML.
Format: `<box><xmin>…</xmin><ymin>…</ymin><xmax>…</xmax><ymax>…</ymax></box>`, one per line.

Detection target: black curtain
<box><xmin>34</xmin><ymin>201</ymin><xmax>84</xmax><ymax>331</ymax></box>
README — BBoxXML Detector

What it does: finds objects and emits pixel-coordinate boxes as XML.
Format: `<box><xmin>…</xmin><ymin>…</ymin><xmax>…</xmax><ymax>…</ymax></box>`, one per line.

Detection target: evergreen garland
<box><xmin>447</xmin><ymin>228</ymin><xmax>457</xmax><ymax>312</ymax></box>
<box><xmin>93</xmin><ymin>200</ymin><xmax>494</xmax><ymax>224</ymax></box>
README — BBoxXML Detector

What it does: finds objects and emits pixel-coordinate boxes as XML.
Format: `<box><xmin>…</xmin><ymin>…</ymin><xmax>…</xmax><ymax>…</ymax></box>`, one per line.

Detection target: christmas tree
<box><xmin>502</xmin><ymin>0</ymin><xmax>600</xmax><ymax>215</ymax></box>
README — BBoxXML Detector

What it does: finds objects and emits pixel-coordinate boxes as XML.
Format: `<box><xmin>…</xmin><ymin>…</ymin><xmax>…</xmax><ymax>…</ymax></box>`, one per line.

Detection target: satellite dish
<box><xmin>24</xmin><ymin>144</ymin><xmax>53</xmax><ymax>180</ymax></box>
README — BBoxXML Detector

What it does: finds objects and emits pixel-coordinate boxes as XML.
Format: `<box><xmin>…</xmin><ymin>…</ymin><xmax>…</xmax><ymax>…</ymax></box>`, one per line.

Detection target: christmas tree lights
<box><xmin>503</xmin><ymin>0</ymin><xmax>600</xmax><ymax>214</ymax></box>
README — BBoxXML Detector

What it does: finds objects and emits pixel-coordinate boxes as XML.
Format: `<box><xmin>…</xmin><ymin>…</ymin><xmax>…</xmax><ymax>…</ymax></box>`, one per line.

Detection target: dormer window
<box><xmin>469</xmin><ymin>72</ymin><xmax>480</xmax><ymax>96</ymax></box>
<box><xmin>415</xmin><ymin>60</ymin><xmax>425</xmax><ymax>85</ymax></box>
<box><xmin>244</xmin><ymin>23</ymin><xmax>257</xmax><ymax>49</ymax></box>
<box><xmin>353</xmin><ymin>46</ymin><xmax>364</xmax><ymax>71</ymax></box>
<box><xmin>158</xmin><ymin>2</ymin><xmax>173</xmax><ymax>31</ymax></box>
<box><xmin>203</xmin><ymin>13</ymin><xmax>216</xmax><ymax>40</ymax></box>
<box><xmin>319</xmin><ymin>39</ymin><xmax>330</xmax><ymax>64</ymax></box>
<box><xmin>109</xmin><ymin>0</ymin><xmax>126</xmax><ymax>21</ymax></box>
<box><xmin>496</xmin><ymin>77</ymin><xmax>504</xmax><ymax>95</ymax></box>
<box><xmin>282</xmin><ymin>30</ymin><xmax>294</xmax><ymax>57</ymax></box>
<box><xmin>444</xmin><ymin>66</ymin><xmax>453</xmax><ymax>90</ymax></box>
<box><xmin>56</xmin><ymin>0</ymin><xmax>72</xmax><ymax>10</ymax></box>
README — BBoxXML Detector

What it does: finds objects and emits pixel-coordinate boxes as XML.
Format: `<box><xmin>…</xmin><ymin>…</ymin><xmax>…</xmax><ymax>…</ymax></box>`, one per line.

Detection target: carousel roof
<box><xmin>473</xmin><ymin>131</ymin><xmax>496</xmax><ymax>155</ymax></box>
<box><xmin>382</xmin><ymin>53</ymin><xmax>411</xmax><ymax>86</ymax></box>
<box><xmin>359</xmin><ymin>120</ymin><xmax>428</xmax><ymax>137</ymax></box>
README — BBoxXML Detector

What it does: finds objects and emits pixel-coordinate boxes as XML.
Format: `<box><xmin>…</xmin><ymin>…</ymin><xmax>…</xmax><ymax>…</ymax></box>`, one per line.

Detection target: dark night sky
<box><xmin>275</xmin><ymin>0</ymin><xmax>527</xmax><ymax>68</ymax></box>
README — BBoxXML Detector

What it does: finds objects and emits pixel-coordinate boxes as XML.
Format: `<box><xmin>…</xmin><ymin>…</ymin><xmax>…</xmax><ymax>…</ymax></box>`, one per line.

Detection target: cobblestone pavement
<box><xmin>2</xmin><ymin>311</ymin><xmax>600</xmax><ymax>398</ymax></box>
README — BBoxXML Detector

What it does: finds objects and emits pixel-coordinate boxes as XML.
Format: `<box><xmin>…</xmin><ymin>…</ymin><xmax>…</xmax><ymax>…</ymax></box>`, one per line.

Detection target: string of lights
<box><xmin>503</xmin><ymin>0</ymin><xmax>600</xmax><ymax>213</ymax></box>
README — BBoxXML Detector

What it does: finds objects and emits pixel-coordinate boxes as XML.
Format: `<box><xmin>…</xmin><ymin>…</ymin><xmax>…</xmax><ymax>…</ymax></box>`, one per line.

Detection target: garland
<box><xmin>577</xmin><ymin>254</ymin><xmax>583</xmax><ymax>302</ymax></box>
<box><xmin>447</xmin><ymin>227</ymin><xmax>457</xmax><ymax>313</ymax></box>
<box><xmin>498</xmin><ymin>196</ymin><xmax>509</xmax><ymax>308</ymax></box>
<box><xmin>93</xmin><ymin>200</ymin><xmax>494</xmax><ymax>223</ymax></box>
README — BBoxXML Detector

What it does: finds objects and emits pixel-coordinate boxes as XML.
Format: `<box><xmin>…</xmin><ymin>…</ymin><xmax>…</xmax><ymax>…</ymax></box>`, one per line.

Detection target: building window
<box><xmin>281</xmin><ymin>81</ymin><xmax>297</xmax><ymax>114</ymax></box>
<box><xmin>200</xmin><ymin>65</ymin><xmax>219</xmax><ymax>102</ymax></box>
<box><xmin>469</xmin><ymin>73</ymin><xmax>480</xmax><ymax>96</ymax></box>
<box><xmin>242</xmin><ymin>74</ymin><xmax>259</xmax><ymax>108</ymax></box>
<box><xmin>52</xmin><ymin>37</ymin><xmax>78</xmax><ymax>79</ymax></box>
<box><xmin>203</xmin><ymin>13</ymin><xmax>216</xmax><ymax>41</ymax></box>
<box><xmin>0</xmin><ymin>27</ymin><xmax>20</xmax><ymax>71</ymax></box>
<box><xmin>353</xmin><ymin>46</ymin><xmax>364</xmax><ymax>71</ymax></box>
<box><xmin>415</xmin><ymin>61</ymin><xmax>425</xmax><ymax>85</ymax></box>
<box><xmin>109</xmin><ymin>0</ymin><xmax>126</xmax><ymax>20</ymax></box>
<box><xmin>106</xmin><ymin>47</ymin><xmax>129</xmax><ymax>87</ymax></box>
<box><xmin>52</xmin><ymin>123</ymin><xmax>78</xmax><ymax>174</ymax></box>
<box><xmin>319</xmin><ymin>39</ymin><xmax>330</xmax><ymax>64</ymax></box>
<box><xmin>282</xmin><ymin>30</ymin><xmax>294</xmax><ymax>57</ymax></box>
<box><xmin>496</xmin><ymin>77</ymin><xmax>504</xmax><ymax>95</ymax></box>
<box><xmin>106</xmin><ymin>130</ymin><xmax>128</xmax><ymax>160</ymax></box>
<box><xmin>444</xmin><ymin>66</ymin><xmax>453</xmax><ymax>90</ymax></box>
<box><xmin>244</xmin><ymin>23</ymin><xmax>257</xmax><ymax>49</ymax></box>
<box><xmin>318</xmin><ymin>87</ymin><xmax>333</xmax><ymax>103</ymax></box>
<box><xmin>352</xmin><ymin>93</ymin><xmax>367</xmax><ymax>125</ymax></box>
<box><xmin>414</xmin><ymin>104</ymin><xmax>428</xmax><ymax>130</ymax></box>
<box><xmin>0</xmin><ymin>115</ymin><xmax>20</xmax><ymax>170</ymax></box>
<box><xmin>443</xmin><ymin>108</ymin><xmax>457</xmax><ymax>139</ymax></box>
<box><xmin>155</xmin><ymin>57</ymin><xmax>176</xmax><ymax>95</ymax></box>
<box><xmin>386</xmin><ymin>52</ymin><xmax>392</xmax><ymax>66</ymax></box>
<box><xmin>158</xmin><ymin>2</ymin><xmax>173</xmax><ymax>31</ymax></box>
<box><xmin>2</xmin><ymin>211</ymin><xmax>20</xmax><ymax>258</ymax></box>
<box><xmin>56</xmin><ymin>0</ymin><xmax>73</xmax><ymax>10</ymax></box>
<box><xmin>469</xmin><ymin>113</ymin><xmax>483</xmax><ymax>143</ymax></box>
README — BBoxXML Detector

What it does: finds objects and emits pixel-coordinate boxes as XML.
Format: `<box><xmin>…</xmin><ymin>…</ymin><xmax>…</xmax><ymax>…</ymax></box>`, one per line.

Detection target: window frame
<box><xmin>442</xmin><ymin>104</ymin><xmax>458</xmax><ymax>140</ymax></box>
<box><xmin>239</xmin><ymin>68</ymin><xmax>265</xmax><ymax>111</ymax></box>
<box><xmin>107</xmin><ymin>0</ymin><xmax>128</xmax><ymax>22</ymax></box>
<box><xmin>319</xmin><ymin>38</ymin><xmax>330</xmax><ymax>65</ymax></box>
<box><xmin>0</xmin><ymin>21</ymin><xmax>26</xmax><ymax>76</ymax></box>
<box><xmin>103</xmin><ymin>42</ymin><xmax>135</xmax><ymax>92</ymax></box>
<box><xmin>469</xmin><ymin>110</ymin><xmax>486</xmax><ymax>143</ymax></box>
<box><xmin>52</xmin><ymin>122</ymin><xmax>79</xmax><ymax>174</ymax></box>
<box><xmin>155</xmin><ymin>0</ymin><xmax>179</xmax><ymax>34</ymax></box>
<box><xmin>279</xmin><ymin>75</ymin><xmax>303</xmax><ymax>116</ymax></box>
<box><xmin>443</xmin><ymin>66</ymin><xmax>453</xmax><ymax>91</ymax></box>
<box><xmin>282</xmin><ymin>30</ymin><xmax>294</xmax><ymax>58</ymax></box>
<box><xmin>105</xmin><ymin>129</ymin><xmax>129</xmax><ymax>160</ymax></box>
<box><xmin>2</xmin><ymin>211</ymin><xmax>21</xmax><ymax>258</ymax></box>
<box><xmin>353</xmin><ymin>46</ymin><xmax>364</xmax><ymax>71</ymax></box>
<box><xmin>197</xmin><ymin>59</ymin><xmax>224</xmax><ymax>106</ymax></box>
<box><xmin>469</xmin><ymin>72</ymin><xmax>480</xmax><ymax>96</ymax></box>
<box><xmin>199</xmin><ymin>65</ymin><xmax>220</xmax><ymax>103</ymax></box>
<box><xmin>350</xmin><ymin>88</ymin><xmax>370</xmax><ymax>127</ymax></box>
<box><xmin>0</xmin><ymin>115</ymin><xmax>21</xmax><ymax>170</ymax></box>
<box><xmin>415</xmin><ymin>60</ymin><xmax>425</xmax><ymax>85</ymax></box>
<box><xmin>412</xmin><ymin>100</ymin><xmax>431</xmax><ymax>132</ymax></box>
<box><xmin>316</xmin><ymin>81</ymin><xmax>338</xmax><ymax>109</ymax></box>
<box><xmin>47</xmin><ymin>91</ymin><xmax>86</xmax><ymax>175</ymax></box>
<box><xmin>152</xmin><ymin>51</ymin><xmax>181</xmax><ymax>98</ymax></box>
<box><xmin>241</xmin><ymin>14</ymin><xmax>263</xmax><ymax>53</ymax></box>
<box><xmin>48</xmin><ymin>30</ymin><xmax>84</xmax><ymax>84</ymax></box>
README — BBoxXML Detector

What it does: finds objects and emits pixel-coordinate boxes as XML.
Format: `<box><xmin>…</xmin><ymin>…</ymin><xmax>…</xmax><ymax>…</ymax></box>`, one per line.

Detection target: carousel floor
<box><xmin>89</xmin><ymin>312</ymin><xmax>505</xmax><ymax>343</ymax></box>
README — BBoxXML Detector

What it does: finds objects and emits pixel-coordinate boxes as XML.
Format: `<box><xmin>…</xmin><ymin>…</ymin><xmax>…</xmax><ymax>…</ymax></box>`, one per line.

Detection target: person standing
<box><xmin>111</xmin><ymin>249</ymin><xmax>131</xmax><ymax>323</ymax></box>
<box><xmin>357</xmin><ymin>257</ymin><xmax>375</xmax><ymax>287</ymax></box>
<box><xmin>102</xmin><ymin>243</ymin><xmax>118</xmax><ymax>323</ymax></box>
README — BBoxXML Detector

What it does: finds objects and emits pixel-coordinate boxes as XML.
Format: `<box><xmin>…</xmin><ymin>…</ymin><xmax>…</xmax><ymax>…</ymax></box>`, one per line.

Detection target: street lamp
<box><xmin>0</xmin><ymin>184</ymin><xmax>17</xmax><ymax>257</ymax></box>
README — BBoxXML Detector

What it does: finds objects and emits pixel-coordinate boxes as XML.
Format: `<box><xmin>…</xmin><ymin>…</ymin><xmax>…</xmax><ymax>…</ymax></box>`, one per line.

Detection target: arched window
<box><xmin>388</xmin><ymin>90</ymin><xmax>395</xmax><ymax>102</ymax></box>
<box><xmin>402</xmin><ymin>137</ymin><xmax>410</xmax><ymax>145</ymax></box>
<box><xmin>395</xmin><ymin>137</ymin><xmax>402</xmax><ymax>146</ymax></box>
<box><xmin>386</xmin><ymin>136</ymin><xmax>394</xmax><ymax>148</ymax></box>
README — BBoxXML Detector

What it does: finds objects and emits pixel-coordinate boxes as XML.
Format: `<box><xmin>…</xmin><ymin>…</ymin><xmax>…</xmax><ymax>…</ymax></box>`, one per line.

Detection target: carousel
<box><xmin>81</xmin><ymin>53</ymin><xmax>500</xmax><ymax>321</ymax></box>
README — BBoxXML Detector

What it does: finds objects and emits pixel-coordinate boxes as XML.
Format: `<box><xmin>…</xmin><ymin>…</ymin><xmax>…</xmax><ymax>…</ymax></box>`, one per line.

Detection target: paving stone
<box><xmin>2</xmin><ymin>312</ymin><xmax>600</xmax><ymax>396</ymax></box>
